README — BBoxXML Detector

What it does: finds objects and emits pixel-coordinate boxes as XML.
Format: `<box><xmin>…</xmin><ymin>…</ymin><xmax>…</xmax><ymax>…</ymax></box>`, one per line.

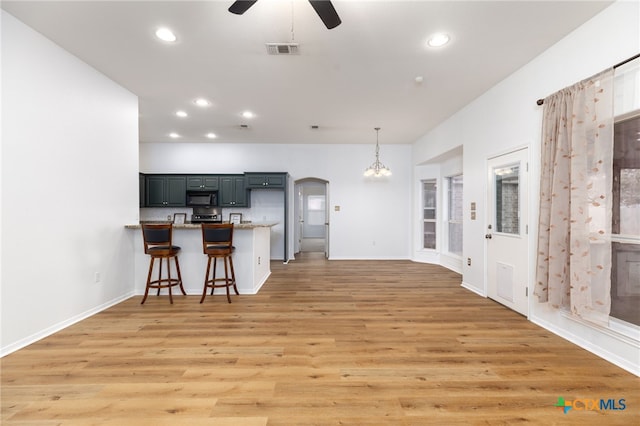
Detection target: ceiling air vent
<box><xmin>266</xmin><ymin>43</ymin><xmax>299</xmax><ymax>55</ymax></box>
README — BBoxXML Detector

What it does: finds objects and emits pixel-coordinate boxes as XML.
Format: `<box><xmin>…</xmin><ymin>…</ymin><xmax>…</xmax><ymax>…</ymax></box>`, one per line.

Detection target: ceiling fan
<box><xmin>228</xmin><ymin>1</ymin><xmax>342</xmax><ymax>29</ymax></box>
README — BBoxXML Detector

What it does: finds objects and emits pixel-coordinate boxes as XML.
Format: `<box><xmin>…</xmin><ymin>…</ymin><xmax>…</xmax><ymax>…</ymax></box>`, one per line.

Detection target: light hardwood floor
<box><xmin>2</xmin><ymin>253</ymin><xmax>638</xmax><ymax>425</ymax></box>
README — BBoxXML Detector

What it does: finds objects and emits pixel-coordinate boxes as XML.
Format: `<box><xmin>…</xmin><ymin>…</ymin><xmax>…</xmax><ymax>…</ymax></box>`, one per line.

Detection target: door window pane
<box><xmin>494</xmin><ymin>165</ymin><xmax>519</xmax><ymax>234</ymax></box>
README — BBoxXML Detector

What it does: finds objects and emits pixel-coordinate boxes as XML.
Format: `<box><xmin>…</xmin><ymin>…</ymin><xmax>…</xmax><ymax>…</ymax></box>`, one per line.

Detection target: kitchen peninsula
<box><xmin>126</xmin><ymin>222</ymin><xmax>277</xmax><ymax>297</ymax></box>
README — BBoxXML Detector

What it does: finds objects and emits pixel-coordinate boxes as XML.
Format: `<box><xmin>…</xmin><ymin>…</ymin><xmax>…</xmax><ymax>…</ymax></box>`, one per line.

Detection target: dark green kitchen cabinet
<box><xmin>219</xmin><ymin>175</ymin><xmax>248</xmax><ymax>207</ymax></box>
<box><xmin>145</xmin><ymin>175</ymin><xmax>186</xmax><ymax>207</ymax></box>
<box><xmin>139</xmin><ymin>174</ymin><xmax>145</xmax><ymax>207</ymax></box>
<box><xmin>245</xmin><ymin>173</ymin><xmax>287</xmax><ymax>189</ymax></box>
<box><xmin>186</xmin><ymin>175</ymin><xmax>219</xmax><ymax>191</ymax></box>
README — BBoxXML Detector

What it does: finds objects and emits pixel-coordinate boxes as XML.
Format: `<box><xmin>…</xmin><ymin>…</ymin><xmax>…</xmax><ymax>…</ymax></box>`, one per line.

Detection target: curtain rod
<box><xmin>536</xmin><ymin>53</ymin><xmax>640</xmax><ymax>106</ymax></box>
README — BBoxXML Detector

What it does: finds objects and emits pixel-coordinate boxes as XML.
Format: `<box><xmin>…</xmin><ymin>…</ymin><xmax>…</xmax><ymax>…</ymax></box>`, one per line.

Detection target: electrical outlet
<box><xmin>94</xmin><ymin>272</ymin><xmax>101</xmax><ymax>283</ymax></box>
<box><xmin>467</xmin><ymin>258</ymin><xmax>471</xmax><ymax>266</ymax></box>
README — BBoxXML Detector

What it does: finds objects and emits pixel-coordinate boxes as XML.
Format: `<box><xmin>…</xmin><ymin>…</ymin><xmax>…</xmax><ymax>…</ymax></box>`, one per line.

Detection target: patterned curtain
<box><xmin>535</xmin><ymin>68</ymin><xmax>615</xmax><ymax>325</ymax></box>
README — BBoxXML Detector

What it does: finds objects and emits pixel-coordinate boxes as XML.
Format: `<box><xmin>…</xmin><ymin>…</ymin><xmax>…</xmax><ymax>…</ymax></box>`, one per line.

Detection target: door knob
<box><xmin>485</xmin><ymin>234</ymin><xmax>492</xmax><ymax>239</ymax></box>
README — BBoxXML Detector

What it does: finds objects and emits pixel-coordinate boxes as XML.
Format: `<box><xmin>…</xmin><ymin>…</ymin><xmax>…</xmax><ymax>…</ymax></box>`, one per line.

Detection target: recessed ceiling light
<box><xmin>194</xmin><ymin>98</ymin><xmax>211</xmax><ymax>107</ymax></box>
<box><xmin>206</xmin><ymin>133</ymin><xmax>217</xmax><ymax>139</ymax></box>
<box><xmin>242</xmin><ymin>111</ymin><xmax>255</xmax><ymax>119</ymax></box>
<box><xmin>155</xmin><ymin>27</ymin><xmax>177</xmax><ymax>42</ymax></box>
<box><xmin>169</xmin><ymin>132</ymin><xmax>180</xmax><ymax>138</ymax></box>
<box><xmin>427</xmin><ymin>33</ymin><xmax>450</xmax><ymax>48</ymax></box>
<box><xmin>175</xmin><ymin>110</ymin><xmax>188</xmax><ymax>118</ymax></box>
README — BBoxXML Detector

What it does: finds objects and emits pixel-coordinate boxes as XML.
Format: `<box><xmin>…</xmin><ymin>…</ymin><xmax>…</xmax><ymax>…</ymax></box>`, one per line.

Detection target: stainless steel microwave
<box><xmin>186</xmin><ymin>191</ymin><xmax>218</xmax><ymax>207</ymax></box>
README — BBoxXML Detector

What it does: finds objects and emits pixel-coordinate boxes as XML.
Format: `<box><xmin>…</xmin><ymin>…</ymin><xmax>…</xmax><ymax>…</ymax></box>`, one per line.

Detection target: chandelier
<box><xmin>364</xmin><ymin>127</ymin><xmax>391</xmax><ymax>177</ymax></box>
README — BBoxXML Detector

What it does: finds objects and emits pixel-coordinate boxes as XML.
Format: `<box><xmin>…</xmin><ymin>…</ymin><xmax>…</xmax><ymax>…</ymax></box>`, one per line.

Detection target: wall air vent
<box><xmin>266</xmin><ymin>43</ymin><xmax>299</xmax><ymax>55</ymax></box>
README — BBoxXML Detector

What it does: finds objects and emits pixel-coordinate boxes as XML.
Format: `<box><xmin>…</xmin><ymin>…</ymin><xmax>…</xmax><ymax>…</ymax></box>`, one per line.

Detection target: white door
<box><xmin>486</xmin><ymin>148</ymin><xmax>529</xmax><ymax>316</ymax></box>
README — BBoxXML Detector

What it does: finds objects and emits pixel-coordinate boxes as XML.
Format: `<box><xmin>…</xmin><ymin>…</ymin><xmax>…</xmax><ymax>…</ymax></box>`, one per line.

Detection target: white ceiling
<box><xmin>2</xmin><ymin>0</ymin><xmax>613</xmax><ymax>145</ymax></box>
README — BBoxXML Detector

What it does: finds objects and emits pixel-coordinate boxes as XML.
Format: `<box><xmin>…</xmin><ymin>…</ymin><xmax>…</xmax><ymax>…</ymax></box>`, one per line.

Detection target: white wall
<box><xmin>0</xmin><ymin>12</ymin><xmax>140</xmax><ymax>355</ymax></box>
<box><xmin>140</xmin><ymin>142</ymin><xmax>413</xmax><ymax>260</ymax></box>
<box><xmin>412</xmin><ymin>0</ymin><xmax>640</xmax><ymax>374</ymax></box>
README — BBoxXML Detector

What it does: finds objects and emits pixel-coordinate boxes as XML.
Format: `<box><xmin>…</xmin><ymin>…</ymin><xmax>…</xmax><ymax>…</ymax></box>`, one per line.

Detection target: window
<box><xmin>610</xmin><ymin>114</ymin><xmax>640</xmax><ymax>326</ymax></box>
<box><xmin>307</xmin><ymin>195</ymin><xmax>325</xmax><ymax>226</ymax></box>
<box><xmin>447</xmin><ymin>175</ymin><xmax>463</xmax><ymax>256</ymax></box>
<box><xmin>609</xmin><ymin>57</ymin><xmax>640</xmax><ymax>327</ymax></box>
<box><xmin>422</xmin><ymin>180</ymin><xmax>437</xmax><ymax>249</ymax></box>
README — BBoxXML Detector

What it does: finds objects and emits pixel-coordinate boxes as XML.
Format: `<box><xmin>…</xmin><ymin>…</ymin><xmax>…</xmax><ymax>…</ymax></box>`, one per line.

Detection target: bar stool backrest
<box><xmin>142</xmin><ymin>223</ymin><xmax>173</xmax><ymax>254</ymax></box>
<box><xmin>202</xmin><ymin>223</ymin><xmax>234</xmax><ymax>254</ymax></box>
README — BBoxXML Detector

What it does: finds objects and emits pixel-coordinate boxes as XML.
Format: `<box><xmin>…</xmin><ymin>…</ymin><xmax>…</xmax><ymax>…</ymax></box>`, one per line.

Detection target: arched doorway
<box><xmin>294</xmin><ymin>178</ymin><xmax>329</xmax><ymax>258</ymax></box>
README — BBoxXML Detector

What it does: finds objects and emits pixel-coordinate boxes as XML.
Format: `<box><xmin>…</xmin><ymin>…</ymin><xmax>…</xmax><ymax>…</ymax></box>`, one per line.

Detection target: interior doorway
<box><xmin>294</xmin><ymin>178</ymin><xmax>329</xmax><ymax>258</ymax></box>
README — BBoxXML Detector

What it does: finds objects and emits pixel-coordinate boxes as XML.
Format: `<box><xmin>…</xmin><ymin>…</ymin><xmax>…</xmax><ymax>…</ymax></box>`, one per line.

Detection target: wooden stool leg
<box><xmin>174</xmin><ymin>256</ymin><xmax>186</xmax><ymax>295</ymax></box>
<box><xmin>200</xmin><ymin>256</ymin><xmax>212</xmax><ymax>304</ymax></box>
<box><xmin>210</xmin><ymin>257</ymin><xmax>218</xmax><ymax>295</ymax></box>
<box><xmin>223</xmin><ymin>256</ymin><xmax>232</xmax><ymax>303</ymax></box>
<box><xmin>166</xmin><ymin>257</ymin><xmax>174</xmax><ymax>304</ymax></box>
<box><xmin>228</xmin><ymin>255</ymin><xmax>240</xmax><ymax>296</ymax></box>
<box><xmin>156</xmin><ymin>258</ymin><xmax>163</xmax><ymax>296</ymax></box>
<box><xmin>141</xmin><ymin>257</ymin><xmax>155</xmax><ymax>304</ymax></box>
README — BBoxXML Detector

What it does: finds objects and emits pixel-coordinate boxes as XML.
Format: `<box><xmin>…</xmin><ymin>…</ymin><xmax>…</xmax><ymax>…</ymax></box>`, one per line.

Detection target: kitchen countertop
<box><xmin>125</xmin><ymin>222</ymin><xmax>278</xmax><ymax>230</ymax></box>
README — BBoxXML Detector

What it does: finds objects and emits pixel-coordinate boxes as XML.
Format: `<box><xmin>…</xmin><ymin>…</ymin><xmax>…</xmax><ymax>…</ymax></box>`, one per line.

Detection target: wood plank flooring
<box><xmin>2</xmin><ymin>253</ymin><xmax>639</xmax><ymax>425</ymax></box>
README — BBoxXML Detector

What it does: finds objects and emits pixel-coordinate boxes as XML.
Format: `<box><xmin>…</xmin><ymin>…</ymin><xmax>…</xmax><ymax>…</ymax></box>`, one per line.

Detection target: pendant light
<box><xmin>364</xmin><ymin>127</ymin><xmax>391</xmax><ymax>177</ymax></box>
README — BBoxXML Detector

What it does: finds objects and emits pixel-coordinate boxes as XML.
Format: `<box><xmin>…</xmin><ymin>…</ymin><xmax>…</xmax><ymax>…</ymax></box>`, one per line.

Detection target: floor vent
<box><xmin>266</xmin><ymin>43</ymin><xmax>299</xmax><ymax>55</ymax></box>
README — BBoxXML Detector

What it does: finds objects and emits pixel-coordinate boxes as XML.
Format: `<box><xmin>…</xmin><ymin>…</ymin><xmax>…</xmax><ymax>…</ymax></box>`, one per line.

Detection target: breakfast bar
<box><xmin>126</xmin><ymin>222</ymin><xmax>277</xmax><ymax>297</ymax></box>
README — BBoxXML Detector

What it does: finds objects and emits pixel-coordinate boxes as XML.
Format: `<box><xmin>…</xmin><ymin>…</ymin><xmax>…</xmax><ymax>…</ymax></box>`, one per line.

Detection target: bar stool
<box><xmin>200</xmin><ymin>223</ymin><xmax>239</xmax><ymax>303</ymax></box>
<box><xmin>141</xmin><ymin>223</ymin><xmax>186</xmax><ymax>304</ymax></box>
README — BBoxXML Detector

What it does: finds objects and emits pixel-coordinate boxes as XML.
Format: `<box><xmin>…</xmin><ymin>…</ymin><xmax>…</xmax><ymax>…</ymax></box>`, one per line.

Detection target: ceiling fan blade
<box><xmin>228</xmin><ymin>0</ymin><xmax>258</xmax><ymax>15</ymax></box>
<box><xmin>308</xmin><ymin>1</ymin><xmax>342</xmax><ymax>29</ymax></box>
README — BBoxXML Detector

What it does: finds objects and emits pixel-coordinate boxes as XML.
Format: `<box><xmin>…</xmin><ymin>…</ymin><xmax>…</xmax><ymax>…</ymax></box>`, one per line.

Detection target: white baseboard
<box><xmin>531</xmin><ymin>314</ymin><xmax>640</xmax><ymax>377</ymax></box>
<box><xmin>461</xmin><ymin>281</ymin><xmax>485</xmax><ymax>297</ymax></box>
<box><xmin>1</xmin><ymin>292</ymin><xmax>135</xmax><ymax>357</ymax></box>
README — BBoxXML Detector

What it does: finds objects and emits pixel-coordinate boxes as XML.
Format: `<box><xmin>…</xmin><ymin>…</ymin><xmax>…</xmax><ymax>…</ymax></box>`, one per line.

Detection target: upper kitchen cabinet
<box><xmin>145</xmin><ymin>175</ymin><xmax>186</xmax><ymax>207</ymax></box>
<box><xmin>139</xmin><ymin>173</ymin><xmax>145</xmax><ymax>207</ymax></box>
<box><xmin>186</xmin><ymin>175</ymin><xmax>219</xmax><ymax>191</ymax></box>
<box><xmin>245</xmin><ymin>173</ymin><xmax>287</xmax><ymax>189</ymax></box>
<box><xmin>219</xmin><ymin>175</ymin><xmax>249</xmax><ymax>207</ymax></box>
